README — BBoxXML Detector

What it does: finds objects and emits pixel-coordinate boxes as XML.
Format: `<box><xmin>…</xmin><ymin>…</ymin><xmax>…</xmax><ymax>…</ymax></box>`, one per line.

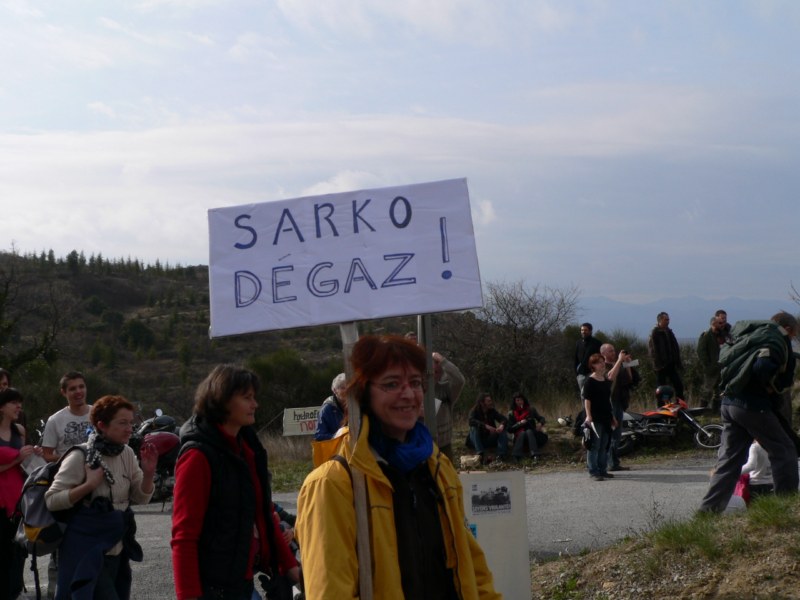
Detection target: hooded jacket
<box><xmin>295</xmin><ymin>415</ymin><xmax>500</xmax><ymax>600</ymax></box>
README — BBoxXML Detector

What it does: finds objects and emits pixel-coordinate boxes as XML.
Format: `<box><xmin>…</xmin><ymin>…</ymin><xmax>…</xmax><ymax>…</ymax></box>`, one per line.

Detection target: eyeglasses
<box><xmin>371</xmin><ymin>379</ymin><xmax>425</xmax><ymax>394</ymax></box>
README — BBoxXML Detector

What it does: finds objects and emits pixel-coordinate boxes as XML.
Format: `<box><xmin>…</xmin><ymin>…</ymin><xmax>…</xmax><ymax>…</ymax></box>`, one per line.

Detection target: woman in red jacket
<box><xmin>171</xmin><ymin>365</ymin><xmax>299</xmax><ymax>600</ymax></box>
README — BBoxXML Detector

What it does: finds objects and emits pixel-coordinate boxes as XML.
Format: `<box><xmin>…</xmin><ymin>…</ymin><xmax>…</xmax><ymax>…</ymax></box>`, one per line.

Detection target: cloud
<box><xmin>88</xmin><ymin>101</ymin><xmax>116</xmax><ymax>118</ymax></box>
<box><xmin>274</xmin><ymin>0</ymin><xmax>573</xmax><ymax>45</ymax></box>
<box><xmin>301</xmin><ymin>171</ymin><xmax>388</xmax><ymax>197</ymax></box>
<box><xmin>227</xmin><ymin>32</ymin><xmax>279</xmax><ymax>62</ymax></box>
<box><xmin>471</xmin><ymin>199</ymin><xmax>496</xmax><ymax>227</ymax></box>
<box><xmin>2</xmin><ymin>0</ymin><xmax>44</xmax><ymax>18</ymax></box>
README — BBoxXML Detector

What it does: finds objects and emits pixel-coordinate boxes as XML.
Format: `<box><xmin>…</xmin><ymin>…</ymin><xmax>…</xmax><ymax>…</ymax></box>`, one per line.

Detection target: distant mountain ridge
<box><xmin>577</xmin><ymin>296</ymin><xmax>797</xmax><ymax>341</ymax></box>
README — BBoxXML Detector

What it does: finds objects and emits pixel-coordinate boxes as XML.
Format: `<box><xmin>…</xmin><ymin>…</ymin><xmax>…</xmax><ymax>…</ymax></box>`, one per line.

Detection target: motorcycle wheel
<box><xmin>694</xmin><ymin>424</ymin><xmax>723</xmax><ymax>450</ymax></box>
<box><xmin>616</xmin><ymin>436</ymin><xmax>637</xmax><ymax>456</ymax></box>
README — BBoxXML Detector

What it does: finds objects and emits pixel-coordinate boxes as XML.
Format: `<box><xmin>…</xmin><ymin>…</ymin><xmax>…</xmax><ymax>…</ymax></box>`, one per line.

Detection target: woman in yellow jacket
<box><xmin>296</xmin><ymin>334</ymin><xmax>500</xmax><ymax>599</ymax></box>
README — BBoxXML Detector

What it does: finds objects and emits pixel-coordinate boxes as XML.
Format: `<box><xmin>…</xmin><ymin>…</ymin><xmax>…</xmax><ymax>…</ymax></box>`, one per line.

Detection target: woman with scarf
<box><xmin>506</xmin><ymin>392</ymin><xmax>547</xmax><ymax>462</ymax></box>
<box><xmin>45</xmin><ymin>395</ymin><xmax>156</xmax><ymax>599</ymax></box>
<box><xmin>1</xmin><ymin>387</ymin><xmax>43</xmax><ymax>599</ymax></box>
<box><xmin>296</xmin><ymin>335</ymin><xmax>500</xmax><ymax>599</ymax></box>
<box><xmin>171</xmin><ymin>365</ymin><xmax>299</xmax><ymax>600</ymax></box>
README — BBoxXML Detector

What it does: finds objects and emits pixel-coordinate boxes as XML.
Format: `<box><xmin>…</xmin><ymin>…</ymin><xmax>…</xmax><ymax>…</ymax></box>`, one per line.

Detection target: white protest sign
<box><xmin>208</xmin><ymin>178</ymin><xmax>482</xmax><ymax>337</ymax></box>
<box><xmin>282</xmin><ymin>407</ymin><xmax>320</xmax><ymax>436</ymax></box>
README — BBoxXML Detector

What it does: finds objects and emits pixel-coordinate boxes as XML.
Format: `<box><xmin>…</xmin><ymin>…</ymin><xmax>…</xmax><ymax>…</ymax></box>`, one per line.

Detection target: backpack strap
<box><xmin>329</xmin><ymin>454</ymin><xmax>352</xmax><ymax>481</ymax></box>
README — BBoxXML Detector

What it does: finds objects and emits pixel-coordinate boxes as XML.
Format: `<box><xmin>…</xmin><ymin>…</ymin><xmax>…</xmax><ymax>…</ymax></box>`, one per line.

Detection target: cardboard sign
<box><xmin>459</xmin><ymin>471</ymin><xmax>530</xmax><ymax>599</ymax></box>
<box><xmin>282</xmin><ymin>407</ymin><xmax>320</xmax><ymax>436</ymax></box>
<box><xmin>208</xmin><ymin>178</ymin><xmax>482</xmax><ymax>337</ymax></box>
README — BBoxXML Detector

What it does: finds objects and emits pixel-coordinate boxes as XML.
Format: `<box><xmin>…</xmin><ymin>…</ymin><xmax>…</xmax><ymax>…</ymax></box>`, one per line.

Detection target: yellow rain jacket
<box><xmin>296</xmin><ymin>416</ymin><xmax>501</xmax><ymax>599</ymax></box>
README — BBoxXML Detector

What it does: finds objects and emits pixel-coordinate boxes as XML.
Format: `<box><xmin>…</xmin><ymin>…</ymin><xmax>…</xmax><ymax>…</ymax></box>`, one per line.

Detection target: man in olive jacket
<box><xmin>696</xmin><ymin>310</ymin><xmax>732</xmax><ymax>409</ymax></box>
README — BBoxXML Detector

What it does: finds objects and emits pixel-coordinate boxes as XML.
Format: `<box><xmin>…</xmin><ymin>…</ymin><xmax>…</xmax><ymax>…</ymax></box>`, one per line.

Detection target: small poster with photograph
<box><xmin>469</xmin><ymin>480</ymin><xmax>512</xmax><ymax>515</ymax></box>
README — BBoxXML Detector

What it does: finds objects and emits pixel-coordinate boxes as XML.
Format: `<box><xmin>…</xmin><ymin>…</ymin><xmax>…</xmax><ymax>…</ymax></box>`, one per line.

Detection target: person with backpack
<box><xmin>1</xmin><ymin>387</ymin><xmax>43</xmax><ymax>599</ymax></box>
<box><xmin>44</xmin><ymin>395</ymin><xmax>157</xmax><ymax>599</ymax></box>
<box><xmin>699</xmin><ymin>312</ymin><xmax>799</xmax><ymax>513</ymax></box>
<box><xmin>171</xmin><ymin>365</ymin><xmax>300</xmax><ymax>600</ymax></box>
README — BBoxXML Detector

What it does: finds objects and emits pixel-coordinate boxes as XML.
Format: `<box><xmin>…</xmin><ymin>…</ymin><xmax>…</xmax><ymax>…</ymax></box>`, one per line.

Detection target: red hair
<box><xmin>346</xmin><ymin>335</ymin><xmax>427</xmax><ymax>412</ymax></box>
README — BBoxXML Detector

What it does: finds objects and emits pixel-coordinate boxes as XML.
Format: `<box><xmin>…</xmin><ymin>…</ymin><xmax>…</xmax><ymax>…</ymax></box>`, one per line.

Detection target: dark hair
<box><xmin>0</xmin><ymin>368</ymin><xmax>11</xmax><ymax>384</ymax></box>
<box><xmin>345</xmin><ymin>335</ymin><xmax>426</xmax><ymax>415</ymax></box>
<box><xmin>471</xmin><ymin>392</ymin><xmax>492</xmax><ymax>414</ymax></box>
<box><xmin>771</xmin><ymin>311</ymin><xmax>798</xmax><ymax>333</ymax></box>
<box><xmin>657</xmin><ymin>312</ymin><xmax>669</xmax><ymax>321</ymax></box>
<box><xmin>0</xmin><ymin>386</ymin><xmax>22</xmax><ymax>408</ymax></box>
<box><xmin>91</xmin><ymin>395</ymin><xmax>134</xmax><ymax>428</ymax></box>
<box><xmin>60</xmin><ymin>371</ymin><xmax>86</xmax><ymax>392</ymax></box>
<box><xmin>193</xmin><ymin>364</ymin><xmax>260</xmax><ymax>425</ymax></box>
<box><xmin>511</xmin><ymin>392</ymin><xmax>530</xmax><ymax>410</ymax></box>
<box><xmin>714</xmin><ymin>309</ymin><xmax>727</xmax><ymax>317</ymax></box>
<box><xmin>580</xmin><ymin>323</ymin><xmax>593</xmax><ymax>331</ymax></box>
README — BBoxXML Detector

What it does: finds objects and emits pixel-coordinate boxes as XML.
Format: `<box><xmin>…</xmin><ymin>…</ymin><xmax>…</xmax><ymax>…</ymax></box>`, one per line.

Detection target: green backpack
<box><xmin>718</xmin><ymin>320</ymin><xmax>788</xmax><ymax>397</ymax></box>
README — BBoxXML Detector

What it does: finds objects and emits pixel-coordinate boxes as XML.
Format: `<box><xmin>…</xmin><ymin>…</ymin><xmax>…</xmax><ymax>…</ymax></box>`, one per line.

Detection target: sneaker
<box><xmin>591</xmin><ymin>475</ymin><xmax>605</xmax><ymax>481</ymax></box>
<box><xmin>601</xmin><ymin>472</ymin><xmax>614</xmax><ymax>478</ymax></box>
<box><xmin>609</xmin><ymin>465</ymin><xmax>630</xmax><ymax>471</ymax></box>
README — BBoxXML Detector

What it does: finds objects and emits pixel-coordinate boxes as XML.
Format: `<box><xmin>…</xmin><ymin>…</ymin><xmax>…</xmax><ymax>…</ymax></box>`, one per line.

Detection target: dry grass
<box><xmin>532</xmin><ymin>494</ymin><xmax>800</xmax><ymax>599</ymax></box>
<box><xmin>260</xmin><ymin>430</ymin><xmax>313</xmax><ymax>463</ymax></box>
<box><xmin>259</xmin><ymin>431</ymin><xmax>314</xmax><ymax>492</ymax></box>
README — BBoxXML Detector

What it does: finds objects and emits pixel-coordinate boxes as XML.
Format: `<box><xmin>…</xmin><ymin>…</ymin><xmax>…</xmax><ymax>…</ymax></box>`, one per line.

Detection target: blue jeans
<box><xmin>587</xmin><ymin>422</ymin><xmax>611</xmax><ymax>476</ymax></box>
<box><xmin>469</xmin><ymin>427</ymin><xmax>509</xmax><ymax>456</ymax></box>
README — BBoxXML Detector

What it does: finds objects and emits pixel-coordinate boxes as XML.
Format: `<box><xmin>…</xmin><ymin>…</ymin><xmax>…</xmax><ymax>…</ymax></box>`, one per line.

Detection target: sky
<box><xmin>2</xmin><ymin>0</ymin><xmax>799</xmax><ymax>306</ymax></box>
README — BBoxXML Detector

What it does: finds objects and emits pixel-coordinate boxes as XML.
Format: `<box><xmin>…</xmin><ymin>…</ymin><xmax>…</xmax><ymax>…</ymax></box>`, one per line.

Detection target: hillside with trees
<box><xmin>1</xmin><ymin>248</ymin><xmax>721</xmax><ymax>431</ymax></box>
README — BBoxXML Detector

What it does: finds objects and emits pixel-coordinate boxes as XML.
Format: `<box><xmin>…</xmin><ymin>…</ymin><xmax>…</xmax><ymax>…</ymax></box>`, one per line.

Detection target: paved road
<box><xmin>21</xmin><ymin>462</ymin><xmax>716</xmax><ymax>598</ymax></box>
<box><xmin>524</xmin><ymin>457</ymin><xmax>716</xmax><ymax>559</ymax></box>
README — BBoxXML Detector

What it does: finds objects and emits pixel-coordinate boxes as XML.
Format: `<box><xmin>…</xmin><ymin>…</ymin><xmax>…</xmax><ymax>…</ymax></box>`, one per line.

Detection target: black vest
<box><xmin>179</xmin><ymin>418</ymin><xmax>277</xmax><ymax>595</ymax></box>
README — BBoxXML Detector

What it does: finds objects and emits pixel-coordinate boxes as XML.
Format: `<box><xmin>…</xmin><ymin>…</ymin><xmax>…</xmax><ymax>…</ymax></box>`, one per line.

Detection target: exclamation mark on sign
<box><xmin>440</xmin><ymin>216</ymin><xmax>452</xmax><ymax>280</ymax></box>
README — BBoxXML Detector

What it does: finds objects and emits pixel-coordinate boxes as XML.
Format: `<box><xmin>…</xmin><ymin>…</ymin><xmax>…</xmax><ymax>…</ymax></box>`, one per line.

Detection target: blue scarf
<box><xmin>368</xmin><ymin>420</ymin><xmax>433</xmax><ymax>474</ymax></box>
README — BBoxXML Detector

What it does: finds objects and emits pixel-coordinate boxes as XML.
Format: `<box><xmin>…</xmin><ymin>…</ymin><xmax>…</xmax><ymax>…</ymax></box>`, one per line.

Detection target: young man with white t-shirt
<box><xmin>40</xmin><ymin>371</ymin><xmax>92</xmax><ymax>599</ymax></box>
<box><xmin>41</xmin><ymin>371</ymin><xmax>92</xmax><ymax>463</ymax></box>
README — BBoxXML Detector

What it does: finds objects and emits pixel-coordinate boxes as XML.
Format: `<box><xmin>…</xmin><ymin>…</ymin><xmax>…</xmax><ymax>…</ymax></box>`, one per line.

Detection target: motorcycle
<box><xmin>617</xmin><ymin>385</ymin><xmax>723</xmax><ymax>456</ymax></box>
<box><xmin>129</xmin><ymin>409</ymin><xmax>180</xmax><ymax>506</ymax></box>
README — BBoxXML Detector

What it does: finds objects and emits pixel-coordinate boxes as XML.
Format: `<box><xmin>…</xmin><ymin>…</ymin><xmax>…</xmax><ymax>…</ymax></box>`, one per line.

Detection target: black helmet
<box><xmin>655</xmin><ymin>385</ymin><xmax>675</xmax><ymax>405</ymax></box>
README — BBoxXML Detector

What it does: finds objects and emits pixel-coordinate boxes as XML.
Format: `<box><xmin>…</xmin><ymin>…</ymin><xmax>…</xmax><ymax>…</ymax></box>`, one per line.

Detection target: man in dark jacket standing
<box><xmin>648</xmin><ymin>312</ymin><xmax>685</xmax><ymax>399</ymax></box>
<box><xmin>575</xmin><ymin>323</ymin><xmax>602</xmax><ymax>400</ymax></box>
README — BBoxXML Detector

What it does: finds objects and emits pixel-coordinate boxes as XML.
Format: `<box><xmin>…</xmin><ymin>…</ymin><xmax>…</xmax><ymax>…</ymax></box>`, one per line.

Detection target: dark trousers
<box><xmin>656</xmin><ymin>365</ymin><xmax>684</xmax><ymax>399</ymax></box>
<box><xmin>1</xmin><ymin>512</ymin><xmax>26</xmax><ymax>600</ymax></box>
<box><xmin>469</xmin><ymin>428</ymin><xmax>508</xmax><ymax>456</ymax></box>
<box><xmin>512</xmin><ymin>430</ymin><xmax>538</xmax><ymax>458</ymax></box>
<box><xmin>608</xmin><ymin>404</ymin><xmax>624</xmax><ymax>468</ymax></box>
<box><xmin>700</xmin><ymin>403</ymin><xmax>799</xmax><ymax>512</ymax></box>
